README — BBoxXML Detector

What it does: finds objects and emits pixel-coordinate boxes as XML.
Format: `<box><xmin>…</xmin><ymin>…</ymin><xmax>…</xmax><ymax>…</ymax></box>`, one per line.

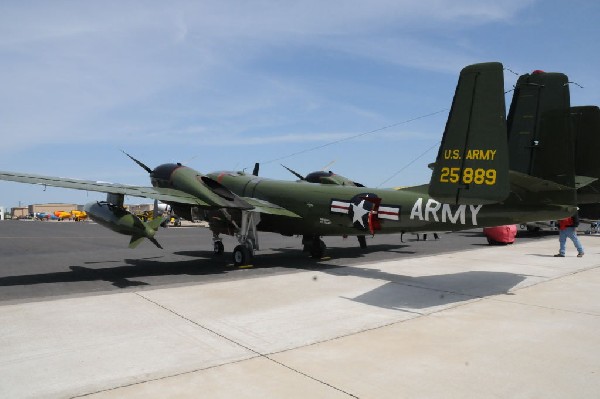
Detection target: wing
<box><xmin>241</xmin><ymin>197</ymin><xmax>300</xmax><ymax>218</ymax></box>
<box><xmin>0</xmin><ymin>170</ymin><xmax>210</xmax><ymax>206</ymax></box>
<box><xmin>0</xmin><ymin>170</ymin><xmax>302</xmax><ymax>218</ymax></box>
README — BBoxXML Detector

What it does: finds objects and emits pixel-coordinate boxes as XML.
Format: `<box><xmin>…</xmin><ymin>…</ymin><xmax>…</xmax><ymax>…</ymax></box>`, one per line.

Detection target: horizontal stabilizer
<box><xmin>575</xmin><ymin>175</ymin><xmax>598</xmax><ymax>189</ymax></box>
<box><xmin>509</xmin><ymin>171</ymin><xmax>574</xmax><ymax>193</ymax></box>
<box><xmin>429</xmin><ymin>62</ymin><xmax>509</xmax><ymax>205</ymax></box>
<box><xmin>509</xmin><ymin>171</ymin><xmax>577</xmax><ymax>206</ymax></box>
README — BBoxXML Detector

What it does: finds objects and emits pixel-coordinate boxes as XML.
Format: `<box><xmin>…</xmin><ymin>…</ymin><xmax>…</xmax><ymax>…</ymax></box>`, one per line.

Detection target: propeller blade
<box><xmin>121</xmin><ymin>150</ymin><xmax>153</xmax><ymax>174</ymax></box>
<box><xmin>153</xmin><ymin>199</ymin><xmax>159</xmax><ymax>219</ymax></box>
<box><xmin>321</xmin><ymin>160</ymin><xmax>337</xmax><ymax>171</ymax></box>
<box><xmin>281</xmin><ymin>164</ymin><xmax>305</xmax><ymax>180</ymax></box>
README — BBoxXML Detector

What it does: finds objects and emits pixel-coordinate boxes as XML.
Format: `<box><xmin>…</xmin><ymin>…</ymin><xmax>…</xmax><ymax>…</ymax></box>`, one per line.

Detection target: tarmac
<box><xmin>1</xmin><ymin>234</ymin><xmax>599</xmax><ymax>398</ymax></box>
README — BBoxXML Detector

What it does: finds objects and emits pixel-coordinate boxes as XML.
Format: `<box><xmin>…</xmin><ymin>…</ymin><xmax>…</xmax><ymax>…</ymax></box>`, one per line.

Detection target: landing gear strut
<box><xmin>232</xmin><ymin>211</ymin><xmax>260</xmax><ymax>266</ymax></box>
<box><xmin>209</xmin><ymin>209</ymin><xmax>261</xmax><ymax>266</ymax></box>
<box><xmin>303</xmin><ymin>235</ymin><xmax>326</xmax><ymax>259</ymax></box>
<box><xmin>357</xmin><ymin>235</ymin><xmax>367</xmax><ymax>249</ymax></box>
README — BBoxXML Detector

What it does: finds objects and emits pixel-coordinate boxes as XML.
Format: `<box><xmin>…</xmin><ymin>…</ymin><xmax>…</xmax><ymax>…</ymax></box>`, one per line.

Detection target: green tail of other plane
<box><xmin>571</xmin><ymin>106</ymin><xmax>600</xmax><ymax>206</ymax></box>
<box><xmin>505</xmin><ymin>69</ymin><xmax>579</xmax><ymax>206</ymax></box>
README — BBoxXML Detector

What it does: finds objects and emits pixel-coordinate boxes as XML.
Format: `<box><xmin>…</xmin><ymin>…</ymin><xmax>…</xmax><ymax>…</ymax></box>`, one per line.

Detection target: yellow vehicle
<box><xmin>71</xmin><ymin>210</ymin><xmax>88</xmax><ymax>221</ymax></box>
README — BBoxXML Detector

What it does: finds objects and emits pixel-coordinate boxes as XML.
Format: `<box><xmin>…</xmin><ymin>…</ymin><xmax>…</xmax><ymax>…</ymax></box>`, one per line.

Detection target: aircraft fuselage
<box><xmin>153</xmin><ymin>166</ymin><xmax>575</xmax><ymax>237</ymax></box>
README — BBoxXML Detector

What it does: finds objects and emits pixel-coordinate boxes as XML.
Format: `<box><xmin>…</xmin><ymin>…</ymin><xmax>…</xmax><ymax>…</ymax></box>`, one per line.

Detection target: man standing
<box><xmin>554</xmin><ymin>212</ymin><xmax>585</xmax><ymax>257</ymax></box>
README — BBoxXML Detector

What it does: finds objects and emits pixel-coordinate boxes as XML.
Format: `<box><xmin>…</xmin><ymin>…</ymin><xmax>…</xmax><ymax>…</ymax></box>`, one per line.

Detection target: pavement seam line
<box><xmin>132</xmin><ymin>291</ymin><xmax>360</xmax><ymax>399</ymax></box>
<box><xmin>264</xmin><ymin>262</ymin><xmax>600</xmax><ymax>357</ymax></box>
<box><xmin>488</xmin><ymin>264</ymin><xmax>600</xmax><ymax>317</ymax></box>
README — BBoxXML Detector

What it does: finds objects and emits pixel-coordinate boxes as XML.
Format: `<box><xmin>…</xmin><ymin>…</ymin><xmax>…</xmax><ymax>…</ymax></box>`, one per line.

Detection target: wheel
<box><xmin>310</xmin><ymin>239</ymin><xmax>326</xmax><ymax>259</ymax></box>
<box><xmin>213</xmin><ymin>241</ymin><xmax>224</xmax><ymax>255</ymax></box>
<box><xmin>233</xmin><ymin>245</ymin><xmax>252</xmax><ymax>266</ymax></box>
<box><xmin>357</xmin><ymin>235</ymin><xmax>367</xmax><ymax>249</ymax></box>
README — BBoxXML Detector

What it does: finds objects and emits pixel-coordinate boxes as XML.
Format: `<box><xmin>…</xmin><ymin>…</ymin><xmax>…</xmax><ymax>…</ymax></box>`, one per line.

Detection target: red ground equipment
<box><xmin>483</xmin><ymin>224</ymin><xmax>517</xmax><ymax>245</ymax></box>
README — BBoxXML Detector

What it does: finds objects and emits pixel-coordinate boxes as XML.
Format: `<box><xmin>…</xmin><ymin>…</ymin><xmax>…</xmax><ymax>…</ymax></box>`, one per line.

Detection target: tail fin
<box><xmin>507</xmin><ymin>70</ymin><xmax>574</xmax><ymax>186</ymax></box>
<box><xmin>506</xmin><ymin>70</ymin><xmax>577</xmax><ymax>205</ymax></box>
<box><xmin>128</xmin><ymin>217</ymin><xmax>166</xmax><ymax>249</ymax></box>
<box><xmin>429</xmin><ymin>62</ymin><xmax>510</xmax><ymax>205</ymax></box>
<box><xmin>572</xmin><ymin>106</ymin><xmax>600</xmax><ymax>203</ymax></box>
<box><xmin>129</xmin><ymin>236</ymin><xmax>146</xmax><ymax>249</ymax></box>
<box><xmin>147</xmin><ymin>216</ymin><xmax>167</xmax><ymax>231</ymax></box>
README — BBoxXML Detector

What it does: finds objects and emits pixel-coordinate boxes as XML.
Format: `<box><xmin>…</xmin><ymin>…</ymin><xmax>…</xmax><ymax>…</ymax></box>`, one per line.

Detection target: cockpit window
<box><xmin>305</xmin><ymin>171</ymin><xmax>333</xmax><ymax>183</ymax></box>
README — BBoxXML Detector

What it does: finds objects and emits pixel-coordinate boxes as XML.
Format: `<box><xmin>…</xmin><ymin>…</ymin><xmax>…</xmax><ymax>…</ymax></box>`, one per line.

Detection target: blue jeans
<box><xmin>559</xmin><ymin>227</ymin><xmax>584</xmax><ymax>255</ymax></box>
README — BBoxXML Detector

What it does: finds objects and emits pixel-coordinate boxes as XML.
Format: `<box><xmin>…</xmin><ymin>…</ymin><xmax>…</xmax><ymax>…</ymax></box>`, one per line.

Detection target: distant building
<box><xmin>28</xmin><ymin>203</ymin><xmax>78</xmax><ymax>215</ymax></box>
<box><xmin>127</xmin><ymin>204</ymin><xmax>154</xmax><ymax>213</ymax></box>
<box><xmin>9</xmin><ymin>202</ymin><xmax>154</xmax><ymax>219</ymax></box>
<box><xmin>11</xmin><ymin>207</ymin><xmax>28</xmax><ymax>219</ymax></box>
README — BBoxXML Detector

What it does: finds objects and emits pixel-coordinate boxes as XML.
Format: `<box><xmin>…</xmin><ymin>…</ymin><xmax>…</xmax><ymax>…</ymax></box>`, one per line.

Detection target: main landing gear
<box><xmin>212</xmin><ymin>210</ymin><xmax>261</xmax><ymax>267</ymax></box>
<box><xmin>357</xmin><ymin>235</ymin><xmax>367</xmax><ymax>249</ymax></box>
<box><xmin>303</xmin><ymin>235</ymin><xmax>327</xmax><ymax>259</ymax></box>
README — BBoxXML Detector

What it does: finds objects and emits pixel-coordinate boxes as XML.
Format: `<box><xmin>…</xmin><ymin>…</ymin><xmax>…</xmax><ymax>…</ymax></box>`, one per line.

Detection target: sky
<box><xmin>1</xmin><ymin>0</ymin><xmax>599</xmax><ymax>209</ymax></box>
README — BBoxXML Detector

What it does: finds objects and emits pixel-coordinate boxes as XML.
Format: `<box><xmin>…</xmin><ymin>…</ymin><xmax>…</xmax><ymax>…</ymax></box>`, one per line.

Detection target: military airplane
<box><xmin>70</xmin><ymin>209</ymin><xmax>88</xmax><ymax>221</ymax></box>
<box><xmin>0</xmin><ymin>62</ymin><xmax>584</xmax><ymax>266</ymax></box>
<box><xmin>506</xmin><ymin>70</ymin><xmax>600</xmax><ymax>220</ymax></box>
<box><xmin>53</xmin><ymin>210</ymin><xmax>72</xmax><ymax>220</ymax></box>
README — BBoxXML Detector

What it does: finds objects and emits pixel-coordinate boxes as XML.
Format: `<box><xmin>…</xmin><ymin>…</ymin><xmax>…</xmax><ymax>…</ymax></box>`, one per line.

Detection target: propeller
<box><xmin>281</xmin><ymin>160</ymin><xmax>337</xmax><ymax>181</ymax></box>
<box><xmin>281</xmin><ymin>164</ymin><xmax>306</xmax><ymax>180</ymax></box>
<box><xmin>121</xmin><ymin>150</ymin><xmax>153</xmax><ymax>174</ymax></box>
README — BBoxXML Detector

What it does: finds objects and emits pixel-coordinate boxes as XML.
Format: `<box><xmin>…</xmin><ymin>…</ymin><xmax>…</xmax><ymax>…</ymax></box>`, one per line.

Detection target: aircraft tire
<box><xmin>233</xmin><ymin>245</ymin><xmax>252</xmax><ymax>266</ymax></box>
<box><xmin>357</xmin><ymin>235</ymin><xmax>367</xmax><ymax>249</ymax></box>
<box><xmin>310</xmin><ymin>239</ymin><xmax>326</xmax><ymax>259</ymax></box>
<box><xmin>214</xmin><ymin>241</ymin><xmax>224</xmax><ymax>255</ymax></box>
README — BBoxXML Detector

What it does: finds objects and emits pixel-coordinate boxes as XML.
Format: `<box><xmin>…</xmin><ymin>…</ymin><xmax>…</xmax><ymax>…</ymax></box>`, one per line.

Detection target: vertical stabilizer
<box><xmin>429</xmin><ymin>62</ymin><xmax>509</xmax><ymax>205</ymax></box>
<box><xmin>507</xmin><ymin>71</ymin><xmax>574</xmax><ymax>187</ymax></box>
<box><xmin>572</xmin><ymin>106</ymin><xmax>600</xmax><ymax>180</ymax></box>
<box><xmin>572</xmin><ymin>106</ymin><xmax>600</xmax><ymax>204</ymax></box>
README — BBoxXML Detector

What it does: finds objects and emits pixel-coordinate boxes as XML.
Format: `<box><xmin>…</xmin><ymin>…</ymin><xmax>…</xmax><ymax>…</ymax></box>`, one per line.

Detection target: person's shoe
<box><xmin>554</xmin><ymin>254</ymin><xmax>565</xmax><ymax>257</ymax></box>
<box><xmin>577</xmin><ymin>253</ymin><xmax>584</xmax><ymax>258</ymax></box>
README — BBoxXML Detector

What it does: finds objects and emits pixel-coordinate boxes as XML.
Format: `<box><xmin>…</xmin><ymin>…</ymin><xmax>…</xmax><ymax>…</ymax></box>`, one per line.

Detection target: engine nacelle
<box><xmin>84</xmin><ymin>201</ymin><xmax>163</xmax><ymax>248</ymax></box>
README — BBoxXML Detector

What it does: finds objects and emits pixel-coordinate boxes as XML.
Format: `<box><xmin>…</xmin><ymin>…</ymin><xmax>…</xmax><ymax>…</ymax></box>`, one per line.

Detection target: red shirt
<box><xmin>558</xmin><ymin>217</ymin><xmax>574</xmax><ymax>230</ymax></box>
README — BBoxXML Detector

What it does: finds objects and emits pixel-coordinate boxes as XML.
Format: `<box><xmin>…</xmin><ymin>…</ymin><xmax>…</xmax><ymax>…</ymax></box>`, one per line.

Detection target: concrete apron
<box><xmin>1</xmin><ymin>236</ymin><xmax>598</xmax><ymax>399</ymax></box>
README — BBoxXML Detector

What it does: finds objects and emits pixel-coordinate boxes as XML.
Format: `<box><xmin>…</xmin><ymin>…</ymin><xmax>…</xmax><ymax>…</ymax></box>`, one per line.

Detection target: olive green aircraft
<box><xmin>506</xmin><ymin>69</ymin><xmax>600</xmax><ymax>220</ymax></box>
<box><xmin>0</xmin><ymin>62</ymin><xmax>585</xmax><ymax>265</ymax></box>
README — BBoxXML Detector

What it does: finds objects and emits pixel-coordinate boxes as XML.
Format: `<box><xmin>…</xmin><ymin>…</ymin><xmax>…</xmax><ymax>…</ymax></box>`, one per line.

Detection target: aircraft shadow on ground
<box><xmin>0</xmin><ymin>244</ymin><xmax>415</xmax><ymax>292</ymax></box>
<box><xmin>338</xmin><ymin>268</ymin><xmax>526</xmax><ymax>310</ymax></box>
<box><xmin>0</xmin><ymin>243</ymin><xmax>526</xmax><ymax>310</ymax></box>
